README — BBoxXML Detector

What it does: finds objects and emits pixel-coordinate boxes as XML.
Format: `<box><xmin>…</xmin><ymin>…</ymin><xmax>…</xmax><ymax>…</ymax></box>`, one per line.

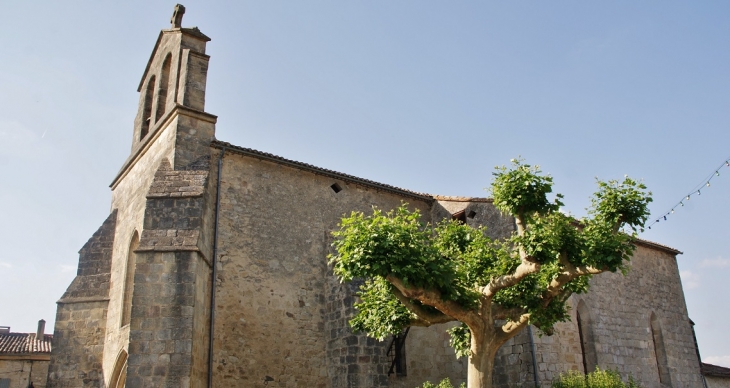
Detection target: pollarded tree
<box><xmin>329</xmin><ymin>159</ymin><xmax>651</xmax><ymax>388</ymax></box>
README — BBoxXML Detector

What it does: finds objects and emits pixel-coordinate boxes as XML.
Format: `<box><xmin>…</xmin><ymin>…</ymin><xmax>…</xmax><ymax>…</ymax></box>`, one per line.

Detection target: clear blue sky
<box><xmin>1</xmin><ymin>1</ymin><xmax>729</xmax><ymax>367</ymax></box>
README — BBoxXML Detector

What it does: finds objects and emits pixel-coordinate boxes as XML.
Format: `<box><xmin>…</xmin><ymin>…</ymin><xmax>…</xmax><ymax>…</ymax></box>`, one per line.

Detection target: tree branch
<box><xmin>484</xmin><ymin>260</ymin><xmax>541</xmax><ymax>298</ymax></box>
<box><xmin>390</xmin><ymin>283</ymin><xmax>456</xmax><ymax>326</ymax></box>
<box><xmin>483</xmin><ymin>213</ymin><xmax>541</xmax><ymax>298</ymax></box>
<box><xmin>496</xmin><ymin>313</ymin><xmax>530</xmax><ymax>343</ymax></box>
<box><xmin>387</xmin><ymin>275</ymin><xmax>481</xmax><ymax>329</ymax></box>
<box><xmin>543</xmin><ymin>261</ymin><xmax>607</xmax><ymax>304</ymax></box>
<box><xmin>408</xmin><ymin>318</ymin><xmax>436</xmax><ymax>327</ymax></box>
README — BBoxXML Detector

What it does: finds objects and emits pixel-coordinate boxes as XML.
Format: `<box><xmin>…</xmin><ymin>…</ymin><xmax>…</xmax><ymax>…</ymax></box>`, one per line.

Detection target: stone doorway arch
<box><xmin>108</xmin><ymin>349</ymin><xmax>128</xmax><ymax>388</ymax></box>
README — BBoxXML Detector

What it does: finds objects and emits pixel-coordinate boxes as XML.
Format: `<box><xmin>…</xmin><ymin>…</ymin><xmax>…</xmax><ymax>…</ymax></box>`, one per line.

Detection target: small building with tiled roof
<box><xmin>0</xmin><ymin>320</ymin><xmax>51</xmax><ymax>388</ymax></box>
<box><xmin>702</xmin><ymin>363</ymin><xmax>730</xmax><ymax>388</ymax></box>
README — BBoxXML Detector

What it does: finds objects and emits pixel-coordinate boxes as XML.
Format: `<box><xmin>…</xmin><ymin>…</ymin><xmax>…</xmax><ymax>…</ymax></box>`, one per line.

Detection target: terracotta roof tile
<box><xmin>702</xmin><ymin>363</ymin><xmax>730</xmax><ymax>378</ymax></box>
<box><xmin>0</xmin><ymin>332</ymin><xmax>52</xmax><ymax>355</ymax></box>
<box><xmin>432</xmin><ymin>195</ymin><xmax>493</xmax><ymax>203</ymax></box>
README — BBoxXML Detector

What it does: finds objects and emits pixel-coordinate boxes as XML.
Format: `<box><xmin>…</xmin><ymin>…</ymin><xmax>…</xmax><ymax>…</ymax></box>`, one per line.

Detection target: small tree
<box><xmin>329</xmin><ymin>159</ymin><xmax>652</xmax><ymax>388</ymax></box>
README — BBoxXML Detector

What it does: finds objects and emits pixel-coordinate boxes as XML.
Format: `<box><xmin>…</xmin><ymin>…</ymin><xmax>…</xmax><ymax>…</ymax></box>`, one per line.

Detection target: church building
<box><xmin>46</xmin><ymin>6</ymin><xmax>707</xmax><ymax>388</ymax></box>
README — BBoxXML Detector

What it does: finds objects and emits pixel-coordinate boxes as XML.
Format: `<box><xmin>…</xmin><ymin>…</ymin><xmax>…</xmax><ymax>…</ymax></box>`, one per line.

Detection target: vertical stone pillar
<box><xmin>125</xmin><ymin>250</ymin><xmax>207</xmax><ymax>387</ymax></box>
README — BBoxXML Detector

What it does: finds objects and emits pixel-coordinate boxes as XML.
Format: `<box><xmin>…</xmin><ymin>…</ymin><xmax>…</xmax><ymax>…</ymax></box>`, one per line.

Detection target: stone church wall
<box><xmin>210</xmin><ymin>148</ymin><xmax>473</xmax><ymax>387</ymax></box>
<box><xmin>493</xmin><ymin>244</ymin><xmax>704</xmax><ymax>388</ymax></box>
<box><xmin>576</xmin><ymin>244</ymin><xmax>703</xmax><ymax>388</ymax></box>
<box><xmin>46</xmin><ymin>8</ymin><xmax>708</xmax><ymax>388</ymax></box>
<box><xmin>706</xmin><ymin>377</ymin><xmax>730</xmax><ymax>388</ymax></box>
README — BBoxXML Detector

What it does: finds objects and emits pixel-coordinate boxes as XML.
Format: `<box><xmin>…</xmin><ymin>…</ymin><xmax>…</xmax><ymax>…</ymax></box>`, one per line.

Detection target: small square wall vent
<box><xmin>330</xmin><ymin>183</ymin><xmax>342</xmax><ymax>193</ymax></box>
<box><xmin>467</xmin><ymin>211</ymin><xmax>477</xmax><ymax>219</ymax></box>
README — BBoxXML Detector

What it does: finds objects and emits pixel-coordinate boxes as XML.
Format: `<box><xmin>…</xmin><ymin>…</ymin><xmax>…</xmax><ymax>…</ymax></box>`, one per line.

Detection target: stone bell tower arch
<box><xmin>129</xmin><ymin>3</ymin><xmax>215</xmax><ymax>170</ymax></box>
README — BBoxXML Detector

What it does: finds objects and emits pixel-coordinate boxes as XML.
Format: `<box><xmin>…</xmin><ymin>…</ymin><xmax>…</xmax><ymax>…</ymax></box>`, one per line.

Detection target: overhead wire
<box><xmin>646</xmin><ymin>155</ymin><xmax>730</xmax><ymax>230</ymax></box>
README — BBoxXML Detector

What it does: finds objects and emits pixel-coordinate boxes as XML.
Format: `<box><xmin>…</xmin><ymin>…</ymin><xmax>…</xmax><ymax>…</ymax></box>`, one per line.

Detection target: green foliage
<box><xmin>490</xmin><ymin>158</ymin><xmax>563</xmax><ymax>217</ymax></box>
<box><xmin>330</xmin><ymin>206</ymin><xmax>467</xmax><ymax>302</ymax></box>
<box><xmin>447</xmin><ymin>323</ymin><xmax>471</xmax><ymax>358</ymax></box>
<box><xmin>419</xmin><ymin>377</ymin><xmax>466</xmax><ymax>388</ymax></box>
<box><xmin>329</xmin><ymin>158</ymin><xmax>652</xmax><ymax>359</ymax></box>
<box><xmin>552</xmin><ymin>368</ymin><xmax>641</xmax><ymax>388</ymax></box>
<box><xmin>349</xmin><ymin>277</ymin><xmax>414</xmax><ymax>340</ymax></box>
<box><xmin>590</xmin><ymin>178</ymin><xmax>652</xmax><ymax>232</ymax></box>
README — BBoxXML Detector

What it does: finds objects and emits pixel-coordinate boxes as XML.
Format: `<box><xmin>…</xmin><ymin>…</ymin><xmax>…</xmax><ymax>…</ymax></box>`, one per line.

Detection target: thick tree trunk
<box><xmin>467</xmin><ymin>337</ymin><xmax>499</xmax><ymax>388</ymax></box>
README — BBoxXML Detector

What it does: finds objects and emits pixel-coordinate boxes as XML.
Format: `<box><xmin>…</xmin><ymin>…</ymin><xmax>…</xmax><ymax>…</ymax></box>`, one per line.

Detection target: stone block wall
<box><xmin>210</xmin><ymin>147</ymin><xmax>468</xmax><ymax>387</ymax></box>
<box><xmin>0</xmin><ymin>359</ymin><xmax>50</xmax><ymax>388</ymax></box>
<box><xmin>577</xmin><ymin>244</ymin><xmax>703</xmax><ymax>388</ymax></box>
<box><xmin>177</xmin><ymin>50</ymin><xmax>209</xmax><ymax>111</ymax></box>
<box><xmin>490</xmin><ymin>244</ymin><xmax>704</xmax><ymax>388</ymax></box>
<box><xmin>125</xmin><ymin>251</ymin><xmax>208</xmax><ymax>388</ymax></box>
<box><xmin>389</xmin><ymin>323</ymin><xmax>468</xmax><ymax>388</ymax></box>
<box><xmin>529</xmin><ymin>315</ymin><xmax>583</xmax><ymax>385</ymax></box>
<box><xmin>493</xmin><ymin>327</ymin><xmax>538</xmax><ymax>388</ymax></box>
<box><xmin>173</xmin><ymin>110</ymin><xmax>216</xmax><ymax>172</ymax></box>
<box><xmin>706</xmin><ymin>377</ymin><xmax>730</xmax><ymax>388</ymax></box>
<box><xmin>326</xmin><ymin>278</ymin><xmax>391</xmax><ymax>388</ymax></box>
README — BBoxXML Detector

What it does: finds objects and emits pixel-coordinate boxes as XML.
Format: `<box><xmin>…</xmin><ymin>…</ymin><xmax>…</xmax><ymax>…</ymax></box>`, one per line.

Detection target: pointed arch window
<box><xmin>576</xmin><ymin>300</ymin><xmax>598</xmax><ymax>374</ymax></box>
<box><xmin>140</xmin><ymin>76</ymin><xmax>156</xmax><ymax>140</ymax></box>
<box><xmin>121</xmin><ymin>232</ymin><xmax>139</xmax><ymax>327</ymax></box>
<box><xmin>650</xmin><ymin>312</ymin><xmax>672</xmax><ymax>386</ymax></box>
<box><xmin>155</xmin><ymin>53</ymin><xmax>172</xmax><ymax>123</ymax></box>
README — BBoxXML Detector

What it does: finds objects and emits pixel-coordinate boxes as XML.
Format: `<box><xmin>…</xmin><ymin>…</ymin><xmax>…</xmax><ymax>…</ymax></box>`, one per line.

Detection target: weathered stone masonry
<box><xmin>125</xmin><ymin>157</ymin><xmax>213</xmax><ymax>388</ymax></box>
<box><xmin>47</xmin><ymin>7</ymin><xmax>706</xmax><ymax>388</ymax></box>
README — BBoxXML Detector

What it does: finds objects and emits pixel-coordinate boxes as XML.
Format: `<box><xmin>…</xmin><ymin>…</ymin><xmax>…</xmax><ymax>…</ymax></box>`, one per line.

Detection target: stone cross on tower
<box><xmin>171</xmin><ymin>4</ymin><xmax>186</xmax><ymax>28</ymax></box>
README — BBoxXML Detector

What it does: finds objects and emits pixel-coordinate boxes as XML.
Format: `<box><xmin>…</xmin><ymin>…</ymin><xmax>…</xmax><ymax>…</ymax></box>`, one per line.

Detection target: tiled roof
<box><xmin>0</xmin><ymin>332</ymin><xmax>52</xmax><ymax>355</ymax></box>
<box><xmin>432</xmin><ymin>195</ymin><xmax>493</xmax><ymax>203</ymax></box>
<box><xmin>702</xmin><ymin>363</ymin><xmax>730</xmax><ymax>378</ymax></box>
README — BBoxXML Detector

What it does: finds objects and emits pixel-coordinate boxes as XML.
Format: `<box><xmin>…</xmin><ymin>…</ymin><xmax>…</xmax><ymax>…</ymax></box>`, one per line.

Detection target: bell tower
<box><xmin>130</xmin><ymin>4</ymin><xmax>215</xmax><ymax>169</ymax></box>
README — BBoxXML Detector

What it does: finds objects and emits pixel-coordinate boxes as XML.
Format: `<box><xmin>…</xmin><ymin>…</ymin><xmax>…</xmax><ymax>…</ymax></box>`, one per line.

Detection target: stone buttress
<box><xmin>47</xmin><ymin>211</ymin><xmax>117</xmax><ymax>387</ymax></box>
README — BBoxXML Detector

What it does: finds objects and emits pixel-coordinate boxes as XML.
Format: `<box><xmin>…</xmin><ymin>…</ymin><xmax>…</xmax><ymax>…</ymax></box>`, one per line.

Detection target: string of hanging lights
<box><xmin>646</xmin><ymin>156</ymin><xmax>730</xmax><ymax>230</ymax></box>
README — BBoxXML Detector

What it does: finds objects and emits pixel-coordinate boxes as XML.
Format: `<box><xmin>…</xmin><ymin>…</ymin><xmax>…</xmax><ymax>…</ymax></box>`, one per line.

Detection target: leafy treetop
<box><xmin>329</xmin><ymin>158</ymin><xmax>652</xmax><ymax>360</ymax></box>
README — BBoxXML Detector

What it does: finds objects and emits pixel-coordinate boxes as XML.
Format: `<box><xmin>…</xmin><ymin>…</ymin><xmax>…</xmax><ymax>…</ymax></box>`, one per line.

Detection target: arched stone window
<box><xmin>576</xmin><ymin>300</ymin><xmax>598</xmax><ymax>373</ymax></box>
<box><xmin>121</xmin><ymin>232</ymin><xmax>139</xmax><ymax>327</ymax></box>
<box><xmin>140</xmin><ymin>76</ymin><xmax>156</xmax><ymax>140</ymax></box>
<box><xmin>650</xmin><ymin>312</ymin><xmax>672</xmax><ymax>386</ymax></box>
<box><xmin>108</xmin><ymin>349</ymin><xmax>128</xmax><ymax>388</ymax></box>
<box><xmin>155</xmin><ymin>53</ymin><xmax>172</xmax><ymax>123</ymax></box>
